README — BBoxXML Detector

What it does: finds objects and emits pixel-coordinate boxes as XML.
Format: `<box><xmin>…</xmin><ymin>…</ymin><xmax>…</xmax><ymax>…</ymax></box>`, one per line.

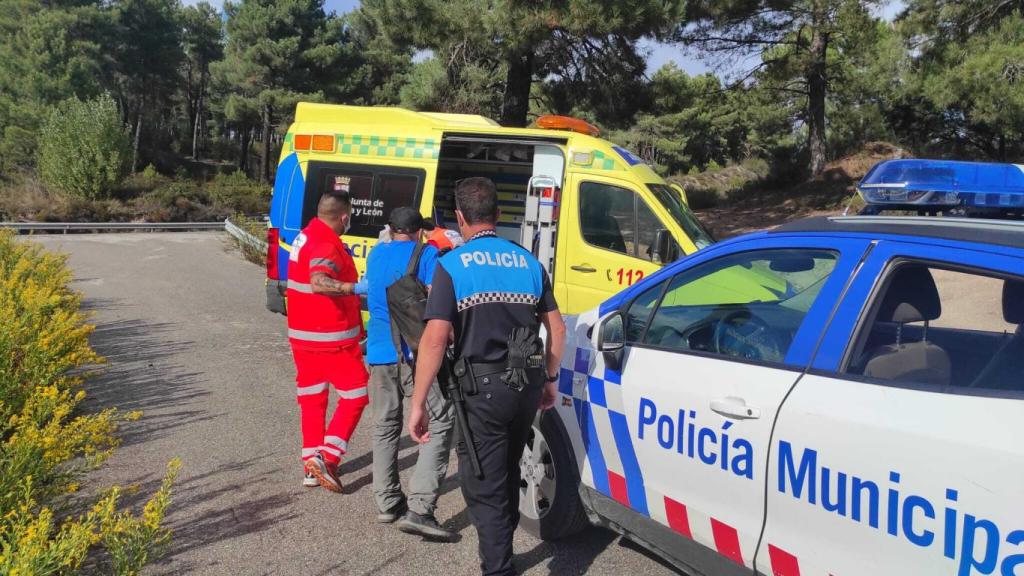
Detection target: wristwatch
<box><xmin>544</xmin><ymin>372</ymin><xmax>559</xmax><ymax>383</ymax></box>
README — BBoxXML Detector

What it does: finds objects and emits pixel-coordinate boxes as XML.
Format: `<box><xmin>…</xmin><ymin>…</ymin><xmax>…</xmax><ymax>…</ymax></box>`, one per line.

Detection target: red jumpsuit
<box><xmin>286</xmin><ymin>217</ymin><xmax>368</xmax><ymax>466</ymax></box>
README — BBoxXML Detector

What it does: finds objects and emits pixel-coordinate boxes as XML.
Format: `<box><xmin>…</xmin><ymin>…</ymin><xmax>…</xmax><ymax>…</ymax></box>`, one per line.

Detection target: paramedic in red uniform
<box><xmin>287</xmin><ymin>191</ymin><xmax>368</xmax><ymax>493</ymax></box>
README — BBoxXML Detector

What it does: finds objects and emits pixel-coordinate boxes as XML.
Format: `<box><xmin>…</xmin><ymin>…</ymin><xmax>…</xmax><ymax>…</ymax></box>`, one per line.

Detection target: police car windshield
<box><xmin>647</xmin><ymin>184</ymin><xmax>715</xmax><ymax>249</ymax></box>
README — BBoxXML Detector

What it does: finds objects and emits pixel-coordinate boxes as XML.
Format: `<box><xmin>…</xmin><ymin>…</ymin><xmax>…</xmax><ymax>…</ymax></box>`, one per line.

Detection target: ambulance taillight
<box><xmin>267</xmin><ymin>228</ymin><xmax>280</xmax><ymax>280</ymax></box>
<box><xmin>541</xmin><ymin>186</ymin><xmax>561</xmax><ymax>220</ymax></box>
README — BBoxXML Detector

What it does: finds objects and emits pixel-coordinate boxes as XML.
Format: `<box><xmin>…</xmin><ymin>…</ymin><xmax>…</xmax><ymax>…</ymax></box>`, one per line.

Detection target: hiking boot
<box><xmin>303</xmin><ymin>469</ymin><xmax>319</xmax><ymax>488</ymax></box>
<box><xmin>397</xmin><ymin>511</ymin><xmax>457</xmax><ymax>542</ymax></box>
<box><xmin>304</xmin><ymin>452</ymin><xmax>343</xmax><ymax>493</ymax></box>
<box><xmin>377</xmin><ymin>500</ymin><xmax>408</xmax><ymax>524</ymax></box>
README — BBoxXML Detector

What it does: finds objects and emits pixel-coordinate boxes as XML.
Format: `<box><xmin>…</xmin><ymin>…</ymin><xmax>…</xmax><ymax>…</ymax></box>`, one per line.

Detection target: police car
<box><xmin>519</xmin><ymin>160</ymin><xmax>1024</xmax><ymax>576</ymax></box>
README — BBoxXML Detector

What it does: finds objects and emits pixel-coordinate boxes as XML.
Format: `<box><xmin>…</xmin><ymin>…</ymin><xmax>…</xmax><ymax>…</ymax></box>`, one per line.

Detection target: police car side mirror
<box><xmin>592</xmin><ymin>312</ymin><xmax>624</xmax><ymax>353</ymax></box>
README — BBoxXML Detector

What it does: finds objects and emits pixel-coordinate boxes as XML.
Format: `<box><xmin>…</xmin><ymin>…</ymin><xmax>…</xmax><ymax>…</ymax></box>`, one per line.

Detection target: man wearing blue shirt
<box><xmin>366</xmin><ymin>207</ymin><xmax>455</xmax><ymax>541</ymax></box>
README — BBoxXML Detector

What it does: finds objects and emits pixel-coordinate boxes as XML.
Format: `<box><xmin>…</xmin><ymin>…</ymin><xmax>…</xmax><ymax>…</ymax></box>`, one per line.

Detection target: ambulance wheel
<box><xmin>518</xmin><ymin>411</ymin><xmax>588</xmax><ymax>540</ymax></box>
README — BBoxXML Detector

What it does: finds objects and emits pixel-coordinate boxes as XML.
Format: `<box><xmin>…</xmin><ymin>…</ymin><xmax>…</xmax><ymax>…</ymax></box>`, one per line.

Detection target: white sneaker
<box><xmin>304</xmin><ymin>452</ymin><xmax>343</xmax><ymax>493</ymax></box>
<box><xmin>303</xmin><ymin>469</ymin><xmax>319</xmax><ymax>488</ymax></box>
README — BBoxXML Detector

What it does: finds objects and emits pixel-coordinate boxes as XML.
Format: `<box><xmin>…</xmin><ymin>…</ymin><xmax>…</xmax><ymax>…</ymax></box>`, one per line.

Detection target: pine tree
<box><xmin>215</xmin><ymin>0</ymin><xmax>351</xmax><ymax>182</ymax></box>
<box><xmin>182</xmin><ymin>1</ymin><xmax>223</xmax><ymax>161</ymax></box>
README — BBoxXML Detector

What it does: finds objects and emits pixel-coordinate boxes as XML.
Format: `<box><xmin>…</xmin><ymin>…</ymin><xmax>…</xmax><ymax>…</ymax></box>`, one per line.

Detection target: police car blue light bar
<box><xmin>858</xmin><ymin>159</ymin><xmax>1024</xmax><ymax>209</ymax></box>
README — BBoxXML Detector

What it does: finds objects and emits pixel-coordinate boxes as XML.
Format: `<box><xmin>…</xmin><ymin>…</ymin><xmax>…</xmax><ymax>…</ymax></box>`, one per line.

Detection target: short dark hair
<box><xmin>455</xmin><ymin>177</ymin><xmax>498</xmax><ymax>225</ymax></box>
<box><xmin>318</xmin><ymin>191</ymin><xmax>351</xmax><ymax>217</ymax></box>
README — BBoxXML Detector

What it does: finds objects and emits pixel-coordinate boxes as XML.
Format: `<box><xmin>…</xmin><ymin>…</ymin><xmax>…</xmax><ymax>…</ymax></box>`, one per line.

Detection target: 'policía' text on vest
<box><xmin>459</xmin><ymin>250</ymin><xmax>529</xmax><ymax>269</ymax></box>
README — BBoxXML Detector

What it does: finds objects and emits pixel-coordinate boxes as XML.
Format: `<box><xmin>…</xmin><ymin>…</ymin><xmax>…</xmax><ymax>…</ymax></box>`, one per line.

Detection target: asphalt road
<box><xmin>33</xmin><ymin>232</ymin><xmax>677</xmax><ymax>576</ymax></box>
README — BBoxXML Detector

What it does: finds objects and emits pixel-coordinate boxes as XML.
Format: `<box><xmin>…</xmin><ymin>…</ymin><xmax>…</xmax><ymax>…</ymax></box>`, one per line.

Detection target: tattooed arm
<box><xmin>310</xmin><ymin>272</ymin><xmax>355</xmax><ymax>296</ymax></box>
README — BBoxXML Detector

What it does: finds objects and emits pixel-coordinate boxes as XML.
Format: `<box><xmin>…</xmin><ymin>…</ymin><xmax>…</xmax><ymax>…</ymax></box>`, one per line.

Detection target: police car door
<box><xmin>601</xmin><ymin>237</ymin><xmax>866</xmax><ymax>572</ymax></box>
<box><xmin>758</xmin><ymin>241</ymin><xmax>1024</xmax><ymax>576</ymax></box>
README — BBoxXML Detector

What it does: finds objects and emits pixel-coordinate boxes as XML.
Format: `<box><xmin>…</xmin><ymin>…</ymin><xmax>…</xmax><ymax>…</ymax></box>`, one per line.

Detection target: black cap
<box><xmin>389</xmin><ymin>206</ymin><xmax>434</xmax><ymax>233</ymax></box>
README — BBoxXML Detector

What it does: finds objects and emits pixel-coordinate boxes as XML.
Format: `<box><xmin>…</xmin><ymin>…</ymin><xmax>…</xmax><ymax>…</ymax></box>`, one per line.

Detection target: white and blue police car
<box><xmin>518</xmin><ymin>160</ymin><xmax>1024</xmax><ymax>576</ymax></box>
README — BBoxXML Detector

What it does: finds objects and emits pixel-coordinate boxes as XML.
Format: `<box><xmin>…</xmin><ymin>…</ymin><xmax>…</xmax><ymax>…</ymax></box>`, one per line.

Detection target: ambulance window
<box><xmin>300</xmin><ymin>162</ymin><xmax>425</xmax><ymax>235</ymax></box>
<box><xmin>640</xmin><ymin>249</ymin><xmax>838</xmax><ymax>365</ymax></box>
<box><xmin>302</xmin><ymin>169</ymin><xmax>373</xmax><ymax>228</ymax></box>
<box><xmin>580</xmin><ymin>182</ymin><xmax>632</xmax><ymax>256</ymax></box>
<box><xmin>636</xmin><ymin>199</ymin><xmax>680</xmax><ymax>264</ymax></box>
<box><xmin>365</xmin><ymin>174</ymin><xmax>420</xmax><ymax>235</ymax></box>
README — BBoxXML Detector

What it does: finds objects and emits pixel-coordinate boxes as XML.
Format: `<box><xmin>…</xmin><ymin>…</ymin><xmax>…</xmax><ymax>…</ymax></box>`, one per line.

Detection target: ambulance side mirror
<box><xmin>592</xmin><ymin>312</ymin><xmax>624</xmax><ymax>353</ymax></box>
<box><xmin>651</xmin><ymin>229</ymin><xmax>675</xmax><ymax>264</ymax></box>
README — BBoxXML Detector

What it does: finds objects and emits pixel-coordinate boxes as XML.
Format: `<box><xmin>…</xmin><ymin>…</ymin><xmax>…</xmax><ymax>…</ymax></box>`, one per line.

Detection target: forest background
<box><xmin>1</xmin><ymin>0</ymin><xmax>1022</xmax><ymax>233</ymax></box>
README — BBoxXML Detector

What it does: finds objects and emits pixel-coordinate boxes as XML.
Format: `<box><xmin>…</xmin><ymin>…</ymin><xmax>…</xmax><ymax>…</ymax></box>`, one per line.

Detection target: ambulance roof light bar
<box><xmin>534</xmin><ymin>115</ymin><xmax>600</xmax><ymax>137</ymax></box>
<box><xmin>858</xmin><ymin>159</ymin><xmax>1024</xmax><ymax>209</ymax></box>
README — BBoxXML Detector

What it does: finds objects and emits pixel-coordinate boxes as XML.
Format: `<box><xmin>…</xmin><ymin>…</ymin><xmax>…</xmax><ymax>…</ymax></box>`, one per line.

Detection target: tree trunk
<box><xmin>238</xmin><ymin>127</ymin><xmax>249</xmax><ymax>173</ymax></box>
<box><xmin>132</xmin><ymin>110</ymin><xmax>143</xmax><ymax>174</ymax></box>
<box><xmin>806</xmin><ymin>26</ymin><xmax>829</xmax><ymax>177</ymax></box>
<box><xmin>260</xmin><ymin>105</ymin><xmax>272</xmax><ymax>183</ymax></box>
<box><xmin>499</xmin><ymin>50</ymin><xmax>534</xmax><ymax>127</ymax></box>
<box><xmin>192</xmin><ymin>93</ymin><xmax>202</xmax><ymax>160</ymax></box>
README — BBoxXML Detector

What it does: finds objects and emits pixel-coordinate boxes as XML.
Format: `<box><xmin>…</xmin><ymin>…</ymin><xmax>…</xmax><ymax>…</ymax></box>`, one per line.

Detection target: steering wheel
<box><xmin>712</xmin><ymin>310</ymin><xmax>784</xmax><ymax>362</ymax></box>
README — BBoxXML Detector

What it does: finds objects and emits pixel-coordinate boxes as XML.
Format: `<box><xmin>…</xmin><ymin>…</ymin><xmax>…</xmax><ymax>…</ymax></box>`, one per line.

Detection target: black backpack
<box><xmin>385</xmin><ymin>241</ymin><xmax>429</xmax><ymax>359</ymax></box>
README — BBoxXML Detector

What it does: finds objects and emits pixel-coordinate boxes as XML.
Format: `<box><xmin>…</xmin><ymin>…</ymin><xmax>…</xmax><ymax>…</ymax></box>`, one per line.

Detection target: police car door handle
<box><xmin>710</xmin><ymin>397</ymin><xmax>761</xmax><ymax>419</ymax></box>
<box><xmin>571</xmin><ymin>264</ymin><xmax>597</xmax><ymax>273</ymax></box>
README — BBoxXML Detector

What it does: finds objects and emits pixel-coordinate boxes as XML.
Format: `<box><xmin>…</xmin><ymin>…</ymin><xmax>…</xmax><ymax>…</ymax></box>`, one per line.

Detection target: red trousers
<box><xmin>292</xmin><ymin>344</ymin><xmax>369</xmax><ymax>465</ymax></box>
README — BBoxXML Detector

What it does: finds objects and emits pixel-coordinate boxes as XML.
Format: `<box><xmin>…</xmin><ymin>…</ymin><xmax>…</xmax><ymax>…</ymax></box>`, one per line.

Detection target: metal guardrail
<box><xmin>223</xmin><ymin>217</ymin><xmax>268</xmax><ymax>252</ymax></box>
<box><xmin>0</xmin><ymin>221</ymin><xmax>225</xmax><ymax>232</ymax></box>
<box><xmin>0</xmin><ymin>218</ymin><xmax>270</xmax><ymax>254</ymax></box>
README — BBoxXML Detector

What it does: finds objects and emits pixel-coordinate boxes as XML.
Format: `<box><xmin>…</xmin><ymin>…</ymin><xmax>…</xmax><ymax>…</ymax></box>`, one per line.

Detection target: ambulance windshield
<box><xmin>647</xmin><ymin>184</ymin><xmax>715</xmax><ymax>249</ymax></box>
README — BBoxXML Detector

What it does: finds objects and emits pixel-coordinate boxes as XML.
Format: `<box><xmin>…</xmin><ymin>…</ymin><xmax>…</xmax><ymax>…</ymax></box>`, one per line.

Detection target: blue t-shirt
<box><xmin>365</xmin><ymin>240</ymin><xmax>439</xmax><ymax>365</ymax></box>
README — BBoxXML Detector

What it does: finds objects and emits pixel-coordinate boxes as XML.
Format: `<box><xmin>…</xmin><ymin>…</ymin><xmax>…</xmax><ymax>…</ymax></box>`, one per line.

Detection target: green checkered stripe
<box><xmin>338</xmin><ymin>134</ymin><xmax>439</xmax><ymax>159</ymax></box>
<box><xmin>572</xmin><ymin>149</ymin><xmax>622</xmax><ymax>171</ymax></box>
<box><xmin>287</xmin><ymin>133</ymin><xmax>439</xmax><ymax>159</ymax></box>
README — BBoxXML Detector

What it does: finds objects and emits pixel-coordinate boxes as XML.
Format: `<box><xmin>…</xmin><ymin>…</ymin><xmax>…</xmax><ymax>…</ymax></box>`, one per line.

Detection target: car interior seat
<box><xmin>968</xmin><ymin>280</ymin><xmax>1024</xmax><ymax>391</ymax></box>
<box><xmin>861</xmin><ymin>265</ymin><xmax>952</xmax><ymax>387</ymax></box>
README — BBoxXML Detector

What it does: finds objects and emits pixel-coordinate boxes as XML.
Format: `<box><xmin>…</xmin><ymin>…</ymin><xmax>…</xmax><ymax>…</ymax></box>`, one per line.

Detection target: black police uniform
<box><xmin>424</xmin><ymin>229</ymin><xmax>557</xmax><ymax>576</ymax></box>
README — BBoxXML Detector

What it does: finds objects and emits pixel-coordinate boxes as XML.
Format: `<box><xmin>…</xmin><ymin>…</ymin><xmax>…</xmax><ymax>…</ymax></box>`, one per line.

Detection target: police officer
<box><xmin>407</xmin><ymin>177</ymin><xmax>566</xmax><ymax>575</ymax></box>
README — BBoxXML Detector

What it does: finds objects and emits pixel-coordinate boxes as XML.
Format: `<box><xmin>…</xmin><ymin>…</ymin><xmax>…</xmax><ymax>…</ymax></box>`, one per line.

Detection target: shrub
<box><xmin>227</xmin><ymin>214</ymin><xmax>268</xmax><ymax>266</ymax></box>
<box><xmin>0</xmin><ymin>231</ymin><xmax>179</xmax><ymax>575</ymax></box>
<box><xmin>206</xmin><ymin>171</ymin><xmax>271</xmax><ymax>216</ymax></box>
<box><xmin>132</xmin><ymin>181</ymin><xmax>214</xmax><ymax>222</ymax></box>
<box><xmin>37</xmin><ymin>95</ymin><xmax>131</xmax><ymax>201</ymax></box>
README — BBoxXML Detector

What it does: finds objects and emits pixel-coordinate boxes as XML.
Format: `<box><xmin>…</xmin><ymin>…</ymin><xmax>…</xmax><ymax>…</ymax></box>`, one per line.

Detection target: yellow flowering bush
<box><xmin>0</xmin><ymin>230</ymin><xmax>180</xmax><ymax>575</ymax></box>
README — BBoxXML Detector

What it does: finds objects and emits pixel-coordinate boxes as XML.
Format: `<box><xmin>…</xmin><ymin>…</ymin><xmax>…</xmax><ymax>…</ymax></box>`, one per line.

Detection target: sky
<box><xmin>190</xmin><ymin>0</ymin><xmax>905</xmax><ymax>78</ymax></box>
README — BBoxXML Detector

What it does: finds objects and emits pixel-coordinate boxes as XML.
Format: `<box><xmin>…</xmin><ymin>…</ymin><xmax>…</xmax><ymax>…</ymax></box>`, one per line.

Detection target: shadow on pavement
<box><xmin>83</xmin><ymin>313</ymin><xmax>211</xmax><ymax>448</ymax></box>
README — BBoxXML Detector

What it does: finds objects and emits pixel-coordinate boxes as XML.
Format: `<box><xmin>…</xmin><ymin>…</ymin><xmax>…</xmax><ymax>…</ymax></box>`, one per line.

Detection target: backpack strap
<box><xmin>405</xmin><ymin>240</ymin><xmax>426</xmax><ymax>278</ymax></box>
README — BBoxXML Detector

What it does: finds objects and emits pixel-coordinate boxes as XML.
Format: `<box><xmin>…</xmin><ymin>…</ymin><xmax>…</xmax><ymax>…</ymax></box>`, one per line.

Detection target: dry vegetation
<box><xmin>694</xmin><ymin>142</ymin><xmax>910</xmax><ymax>239</ymax></box>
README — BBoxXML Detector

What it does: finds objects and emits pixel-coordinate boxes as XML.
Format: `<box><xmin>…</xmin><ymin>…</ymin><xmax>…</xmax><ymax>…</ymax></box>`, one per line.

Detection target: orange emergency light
<box><xmin>292</xmin><ymin>134</ymin><xmax>336</xmax><ymax>152</ymax></box>
<box><xmin>534</xmin><ymin>115</ymin><xmax>600</xmax><ymax>137</ymax></box>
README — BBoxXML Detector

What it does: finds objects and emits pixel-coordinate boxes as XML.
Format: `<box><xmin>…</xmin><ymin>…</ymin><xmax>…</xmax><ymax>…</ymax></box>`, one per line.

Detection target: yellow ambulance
<box><xmin>265</xmin><ymin>103</ymin><xmax>714</xmax><ymax>316</ymax></box>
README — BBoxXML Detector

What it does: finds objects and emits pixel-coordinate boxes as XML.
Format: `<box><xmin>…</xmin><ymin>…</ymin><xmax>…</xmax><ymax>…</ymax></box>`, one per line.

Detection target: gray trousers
<box><xmin>370</xmin><ymin>362</ymin><xmax>455</xmax><ymax>516</ymax></box>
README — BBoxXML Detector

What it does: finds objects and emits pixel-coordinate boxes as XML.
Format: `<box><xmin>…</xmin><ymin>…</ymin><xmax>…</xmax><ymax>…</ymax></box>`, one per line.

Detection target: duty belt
<box><xmin>455</xmin><ymin>359</ymin><xmax>542</xmax><ymax>393</ymax></box>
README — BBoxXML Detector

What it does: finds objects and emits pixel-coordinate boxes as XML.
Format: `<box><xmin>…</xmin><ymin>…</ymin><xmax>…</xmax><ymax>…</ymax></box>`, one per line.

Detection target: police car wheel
<box><xmin>518</xmin><ymin>412</ymin><xmax>588</xmax><ymax>540</ymax></box>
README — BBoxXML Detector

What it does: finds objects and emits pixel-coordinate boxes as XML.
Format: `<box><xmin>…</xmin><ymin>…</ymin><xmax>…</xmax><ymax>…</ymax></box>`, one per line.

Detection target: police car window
<box><xmin>641</xmin><ymin>249</ymin><xmax>838</xmax><ymax>365</ymax></box>
<box><xmin>579</xmin><ymin>182</ymin><xmax>633</xmax><ymax>256</ymax></box>
<box><xmin>625</xmin><ymin>279</ymin><xmax>668</xmax><ymax>342</ymax></box>
<box><xmin>846</xmin><ymin>263</ymin><xmax>1024</xmax><ymax>392</ymax></box>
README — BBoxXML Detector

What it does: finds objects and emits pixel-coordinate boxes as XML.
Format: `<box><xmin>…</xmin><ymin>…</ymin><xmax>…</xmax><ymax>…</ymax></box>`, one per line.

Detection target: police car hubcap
<box><xmin>519</xmin><ymin>425</ymin><xmax>555</xmax><ymax>520</ymax></box>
